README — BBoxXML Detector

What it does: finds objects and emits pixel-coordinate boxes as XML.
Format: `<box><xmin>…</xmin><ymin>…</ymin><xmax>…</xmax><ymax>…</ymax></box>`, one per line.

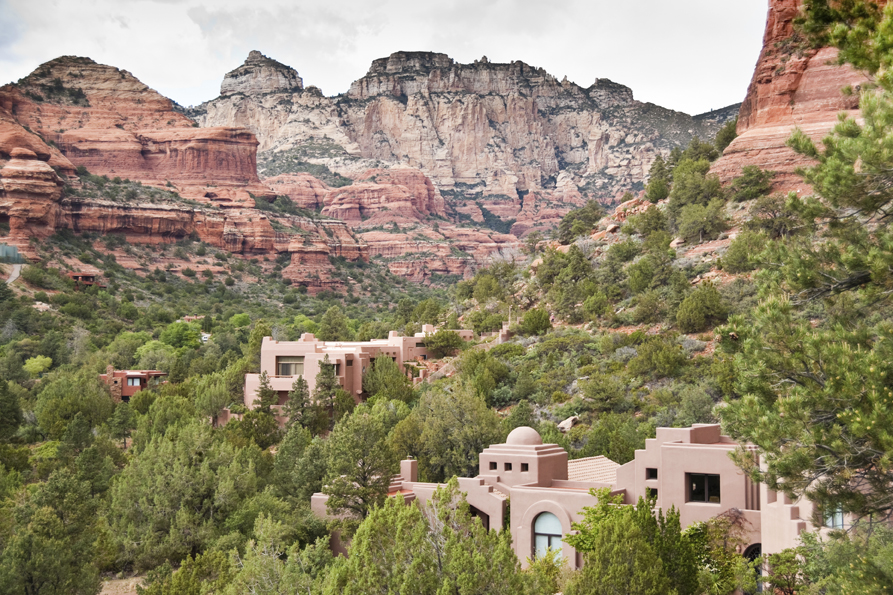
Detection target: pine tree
<box><xmin>254</xmin><ymin>370</ymin><xmax>277</xmax><ymax>414</ymax></box>
<box><xmin>312</xmin><ymin>355</ymin><xmax>338</xmax><ymax>424</ymax></box>
<box><xmin>282</xmin><ymin>375</ymin><xmax>310</xmax><ymax>430</ymax></box>
<box><xmin>0</xmin><ymin>377</ymin><xmax>22</xmax><ymax>442</ymax></box>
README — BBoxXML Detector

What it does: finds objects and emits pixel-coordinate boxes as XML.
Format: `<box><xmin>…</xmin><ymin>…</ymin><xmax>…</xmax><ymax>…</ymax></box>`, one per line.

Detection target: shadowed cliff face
<box><xmin>710</xmin><ymin>0</ymin><xmax>875</xmax><ymax>193</ymax></box>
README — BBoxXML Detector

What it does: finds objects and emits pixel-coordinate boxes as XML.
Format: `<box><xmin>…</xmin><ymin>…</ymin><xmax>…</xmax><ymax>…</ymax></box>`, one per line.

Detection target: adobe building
<box><xmin>312</xmin><ymin>424</ymin><xmax>840</xmax><ymax>568</ymax></box>
<box><xmin>100</xmin><ymin>366</ymin><xmax>167</xmax><ymax>402</ymax></box>
<box><xmin>243</xmin><ymin>325</ymin><xmax>473</xmax><ymax>411</ymax></box>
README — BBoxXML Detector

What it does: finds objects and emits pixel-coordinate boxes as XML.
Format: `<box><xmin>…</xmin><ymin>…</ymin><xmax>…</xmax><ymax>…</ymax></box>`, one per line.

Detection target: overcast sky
<box><xmin>0</xmin><ymin>0</ymin><xmax>768</xmax><ymax>115</ymax></box>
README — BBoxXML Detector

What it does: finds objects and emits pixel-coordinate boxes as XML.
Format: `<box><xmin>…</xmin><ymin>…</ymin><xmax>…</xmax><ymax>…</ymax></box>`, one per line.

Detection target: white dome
<box><xmin>506</xmin><ymin>426</ymin><xmax>543</xmax><ymax>446</ymax></box>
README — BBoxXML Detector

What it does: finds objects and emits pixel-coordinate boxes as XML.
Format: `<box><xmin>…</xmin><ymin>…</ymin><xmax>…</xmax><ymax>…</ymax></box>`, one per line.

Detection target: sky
<box><xmin>0</xmin><ymin>0</ymin><xmax>768</xmax><ymax>115</ymax></box>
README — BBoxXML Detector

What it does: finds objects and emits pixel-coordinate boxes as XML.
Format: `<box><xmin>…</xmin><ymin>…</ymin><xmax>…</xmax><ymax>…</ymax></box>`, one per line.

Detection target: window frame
<box><xmin>533</xmin><ymin>512</ymin><xmax>564</xmax><ymax>560</ymax></box>
<box><xmin>687</xmin><ymin>473</ymin><xmax>721</xmax><ymax>503</ymax></box>
<box><xmin>275</xmin><ymin>356</ymin><xmax>305</xmax><ymax>377</ymax></box>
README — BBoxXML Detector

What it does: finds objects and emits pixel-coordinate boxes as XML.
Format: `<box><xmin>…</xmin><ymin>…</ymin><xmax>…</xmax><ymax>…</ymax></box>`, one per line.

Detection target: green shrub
<box><xmin>676</xmin><ymin>199</ymin><xmax>728</xmax><ymax>244</ymax></box>
<box><xmin>583</xmin><ymin>292</ymin><xmax>609</xmax><ymax>320</ymax></box>
<box><xmin>632</xmin><ymin>291</ymin><xmax>664</xmax><ymax>324</ymax></box>
<box><xmin>722</xmin><ymin>231</ymin><xmax>764</xmax><ymax>273</ymax></box>
<box><xmin>521</xmin><ymin>308</ymin><xmax>552</xmax><ymax>336</ymax></box>
<box><xmin>676</xmin><ymin>282</ymin><xmax>727</xmax><ymax>333</ymax></box>
<box><xmin>728</xmin><ymin>165</ymin><xmax>773</xmax><ymax>202</ymax></box>
<box><xmin>628</xmin><ymin>337</ymin><xmax>687</xmax><ymax>378</ymax></box>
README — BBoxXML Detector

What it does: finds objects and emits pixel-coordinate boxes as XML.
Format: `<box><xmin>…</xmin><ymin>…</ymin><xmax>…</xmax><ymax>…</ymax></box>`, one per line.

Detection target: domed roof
<box><xmin>506</xmin><ymin>426</ymin><xmax>543</xmax><ymax>446</ymax></box>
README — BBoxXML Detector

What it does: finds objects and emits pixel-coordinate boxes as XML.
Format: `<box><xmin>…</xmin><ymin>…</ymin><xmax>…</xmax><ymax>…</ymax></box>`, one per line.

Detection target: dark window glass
<box><xmin>646</xmin><ymin>468</ymin><xmax>658</xmax><ymax>480</ymax></box>
<box><xmin>688</xmin><ymin>473</ymin><xmax>720</xmax><ymax>503</ymax></box>
<box><xmin>490</xmin><ymin>461</ymin><xmax>497</xmax><ymax>470</ymax></box>
<box><xmin>521</xmin><ymin>463</ymin><xmax>529</xmax><ymax>472</ymax></box>
<box><xmin>505</xmin><ymin>462</ymin><xmax>513</xmax><ymax>471</ymax></box>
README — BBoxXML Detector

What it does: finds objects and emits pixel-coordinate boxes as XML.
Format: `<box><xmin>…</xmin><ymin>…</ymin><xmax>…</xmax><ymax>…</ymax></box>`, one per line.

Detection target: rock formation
<box><xmin>0</xmin><ymin>56</ymin><xmax>275</xmax><ymax>206</ymax></box>
<box><xmin>0</xmin><ymin>148</ymin><xmax>65</xmax><ymax>254</ymax></box>
<box><xmin>221</xmin><ymin>51</ymin><xmax>304</xmax><ymax>97</ymax></box>
<box><xmin>192</xmin><ymin>50</ymin><xmax>736</xmax><ymax>215</ymax></box>
<box><xmin>710</xmin><ymin>0</ymin><xmax>873</xmax><ymax>192</ymax></box>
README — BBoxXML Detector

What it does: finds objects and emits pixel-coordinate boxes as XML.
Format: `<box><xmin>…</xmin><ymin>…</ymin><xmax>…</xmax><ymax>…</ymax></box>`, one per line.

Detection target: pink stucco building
<box><xmin>312</xmin><ymin>423</ymin><xmax>842</xmax><ymax>568</ymax></box>
<box><xmin>243</xmin><ymin>325</ymin><xmax>473</xmax><ymax>412</ymax></box>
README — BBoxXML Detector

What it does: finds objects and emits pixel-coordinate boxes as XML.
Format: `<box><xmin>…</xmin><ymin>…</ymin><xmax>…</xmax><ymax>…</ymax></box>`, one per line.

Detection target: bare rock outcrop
<box><xmin>193</xmin><ymin>51</ymin><xmax>736</xmax><ymax>216</ymax></box>
<box><xmin>0</xmin><ymin>56</ymin><xmax>274</xmax><ymax>206</ymax></box>
<box><xmin>263</xmin><ymin>173</ymin><xmax>331</xmax><ymax>210</ymax></box>
<box><xmin>0</xmin><ymin>148</ymin><xmax>65</xmax><ymax>255</ymax></box>
<box><xmin>711</xmin><ymin>0</ymin><xmax>874</xmax><ymax>192</ymax></box>
<box><xmin>221</xmin><ymin>51</ymin><xmax>304</xmax><ymax>96</ymax></box>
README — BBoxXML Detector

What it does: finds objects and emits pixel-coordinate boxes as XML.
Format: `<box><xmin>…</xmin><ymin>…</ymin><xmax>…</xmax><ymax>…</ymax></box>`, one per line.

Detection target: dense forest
<box><xmin>2</xmin><ymin>3</ymin><xmax>893</xmax><ymax>594</ymax></box>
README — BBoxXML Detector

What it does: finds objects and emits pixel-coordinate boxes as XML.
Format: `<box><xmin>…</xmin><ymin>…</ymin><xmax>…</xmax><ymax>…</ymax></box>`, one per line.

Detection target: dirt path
<box><xmin>6</xmin><ymin>264</ymin><xmax>21</xmax><ymax>284</ymax></box>
<box><xmin>100</xmin><ymin>576</ymin><xmax>143</xmax><ymax>595</ymax></box>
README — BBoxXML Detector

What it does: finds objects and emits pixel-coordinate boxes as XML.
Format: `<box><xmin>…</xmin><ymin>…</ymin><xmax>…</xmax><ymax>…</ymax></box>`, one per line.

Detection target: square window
<box><xmin>687</xmin><ymin>473</ymin><xmax>721</xmax><ymax>503</ymax></box>
<box><xmin>505</xmin><ymin>462</ymin><xmax>513</xmax><ymax>471</ymax></box>
<box><xmin>521</xmin><ymin>463</ymin><xmax>529</xmax><ymax>472</ymax></box>
<box><xmin>824</xmin><ymin>507</ymin><xmax>845</xmax><ymax>529</ymax></box>
<box><xmin>646</xmin><ymin>468</ymin><xmax>658</xmax><ymax>480</ymax></box>
<box><xmin>490</xmin><ymin>461</ymin><xmax>497</xmax><ymax>471</ymax></box>
<box><xmin>646</xmin><ymin>487</ymin><xmax>658</xmax><ymax>500</ymax></box>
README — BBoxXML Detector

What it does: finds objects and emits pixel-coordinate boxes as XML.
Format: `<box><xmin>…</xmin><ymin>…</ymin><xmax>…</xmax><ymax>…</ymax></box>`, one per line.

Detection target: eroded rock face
<box><xmin>711</xmin><ymin>0</ymin><xmax>874</xmax><ymax>192</ymax></box>
<box><xmin>221</xmin><ymin>51</ymin><xmax>304</xmax><ymax>96</ymax></box>
<box><xmin>0</xmin><ymin>56</ymin><xmax>274</xmax><ymax>206</ymax></box>
<box><xmin>193</xmin><ymin>51</ymin><xmax>735</xmax><ymax>211</ymax></box>
<box><xmin>263</xmin><ymin>173</ymin><xmax>330</xmax><ymax>210</ymax></box>
<box><xmin>0</xmin><ymin>148</ymin><xmax>65</xmax><ymax>255</ymax></box>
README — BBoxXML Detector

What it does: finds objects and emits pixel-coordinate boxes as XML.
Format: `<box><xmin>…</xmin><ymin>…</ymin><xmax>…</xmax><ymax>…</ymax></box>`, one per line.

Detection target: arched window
<box><xmin>534</xmin><ymin>512</ymin><xmax>563</xmax><ymax>559</ymax></box>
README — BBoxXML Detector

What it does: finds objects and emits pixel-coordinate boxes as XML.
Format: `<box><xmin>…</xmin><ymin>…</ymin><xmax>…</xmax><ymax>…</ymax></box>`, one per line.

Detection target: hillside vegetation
<box><xmin>2</xmin><ymin>4</ymin><xmax>893</xmax><ymax>594</ymax></box>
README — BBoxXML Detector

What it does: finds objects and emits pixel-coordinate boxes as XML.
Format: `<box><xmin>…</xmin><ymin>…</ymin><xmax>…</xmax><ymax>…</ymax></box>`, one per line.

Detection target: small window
<box><xmin>276</xmin><ymin>356</ymin><xmax>304</xmax><ymax>376</ymax></box>
<box><xmin>416</xmin><ymin>342</ymin><xmax>426</xmax><ymax>348</ymax></box>
<box><xmin>824</xmin><ymin>507</ymin><xmax>845</xmax><ymax>529</ymax></box>
<box><xmin>688</xmin><ymin>473</ymin><xmax>721</xmax><ymax>503</ymax></box>
<box><xmin>127</xmin><ymin>377</ymin><xmax>141</xmax><ymax>387</ymax></box>
<box><xmin>646</xmin><ymin>487</ymin><xmax>658</xmax><ymax>500</ymax></box>
<box><xmin>646</xmin><ymin>468</ymin><xmax>658</xmax><ymax>480</ymax></box>
<box><xmin>490</xmin><ymin>461</ymin><xmax>497</xmax><ymax>471</ymax></box>
<box><xmin>521</xmin><ymin>463</ymin><xmax>529</xmax><ymax>472</ymax></box>
<box><xmin>346</xmin><ymin>360</ymin><xmax>353</xmax><ymax>367</ymax></box>
<box><xmin>505</xmin><ymin>462</ymin><xmax>513</xmax><ymax>471</ymax></box>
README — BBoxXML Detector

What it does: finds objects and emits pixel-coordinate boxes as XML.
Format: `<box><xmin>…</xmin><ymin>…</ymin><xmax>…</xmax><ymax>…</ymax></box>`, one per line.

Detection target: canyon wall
<box><xmin>192</xmin><ymin>51</ymin><xmax>737</xmax><ymax>232</ymax></box>
<box><xmin>710</xmin><ymin>0</ymin><xmax>873</xmax><ymax>192</ymax></box>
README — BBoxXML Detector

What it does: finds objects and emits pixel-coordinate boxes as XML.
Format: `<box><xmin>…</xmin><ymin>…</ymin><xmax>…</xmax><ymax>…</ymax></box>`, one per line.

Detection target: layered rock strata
<box><xmin>0</xmin><ymin>56</ymin><xmax>274</xmax><ymax>205</ymax></box>
<box><xmin>711</xmin><ymin>0</ymin><xmax>874</xmax><ymax>192</ymax></box>
<box><xmin>192</xmin><ymin>51</ymin><xmax>736</xmax><ymax>220</ymax></box>
<box><xmin>0</xmin><ymin>148</ymin><xmax>65</xmax><ymax>254</ymax></box>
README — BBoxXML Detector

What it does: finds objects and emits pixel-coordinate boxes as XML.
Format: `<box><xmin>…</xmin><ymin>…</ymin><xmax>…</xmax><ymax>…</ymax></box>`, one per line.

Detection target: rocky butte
<box><xmin>710</xmin><ymin>0</ymin><xmax>878</xmax><ymax>193</ymax></box>
<box><xmin>0</xmin><ymin>57</ymin><xmax>367</xmax><ymax>290</ymax></box>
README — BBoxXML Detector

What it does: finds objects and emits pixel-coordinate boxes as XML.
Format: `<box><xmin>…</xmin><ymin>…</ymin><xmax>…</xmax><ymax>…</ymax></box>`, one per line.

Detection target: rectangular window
<box><xmin>521</xmin><ymin>463</ymin><xmax>529</xmax><ymax>472</ymax></box>
<box><xmin>276</xmin><ymin>356</ymin><xmax>304</xmax><ymax>376</ymax></box>
<box><xmin>824</xmin><ymin>508</ymin><xmax>845</xmax><ymax>529</ymax></box>
<box><xmin>490</xmin><ymin>462</ymin><xmax>497</xmax><ymax>471</ymax></box>
<box><xmin>646</xmin><ymin>468</ymin><xmax>658</xmax><ymax>480</ymax></box>
<box><xmin>646</xmin><ymin>487</ymin><xmax>658</xmax><ymax>500</ymax></box>
<box><xmin>505</xmin><ymin>463</ymin><xmax>513</xmax><ymax>471</ymax></box>
<box><xmin>688</xmin><ymin>473</ymin><xmax>721</xmax><ymax>503</ymax></box>
<box><xmin>416</xmin><ymin>342</ymin><xmax>426</xmax><ymax>348</ymax></box>
<box><xmin>346</xmin><ymin>360</ymin><xmax>353</xmax><ymax>367</ymax></box>
<box><xmin>126</xmin><ymin>377</ymin><xmax>141</xmax><ymax>387</ymax></box>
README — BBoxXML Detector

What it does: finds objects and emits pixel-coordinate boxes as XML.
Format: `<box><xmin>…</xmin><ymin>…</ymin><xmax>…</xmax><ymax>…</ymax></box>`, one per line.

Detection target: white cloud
<box><xmin>0</xmin><ymin>0</ymin><xmax>767</xmax><ymax>114</ymax></box>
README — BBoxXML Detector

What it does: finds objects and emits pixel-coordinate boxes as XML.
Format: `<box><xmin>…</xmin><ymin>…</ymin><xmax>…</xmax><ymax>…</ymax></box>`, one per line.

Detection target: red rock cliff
<box><xmin>711</xmin><ymin>0</ymin><xmax>875</xmax><ymax>192</ymax></box>
<box><xmin>0</xmin><ymin>56</ymin><xmax>274</xmax><ymax>206</ymax></box>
